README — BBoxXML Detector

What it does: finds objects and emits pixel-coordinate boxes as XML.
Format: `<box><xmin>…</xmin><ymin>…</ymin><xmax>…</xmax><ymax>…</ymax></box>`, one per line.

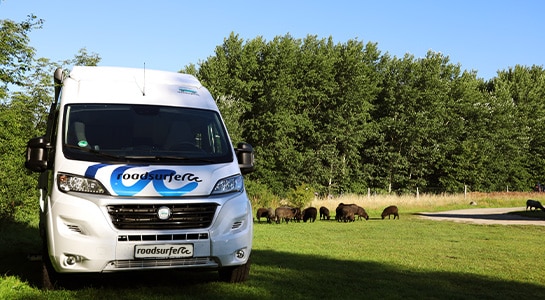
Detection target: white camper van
<box><xmin>25</xmin><ymin>66</ymin><xmax>255</xmax><ymax>287</ymax></box>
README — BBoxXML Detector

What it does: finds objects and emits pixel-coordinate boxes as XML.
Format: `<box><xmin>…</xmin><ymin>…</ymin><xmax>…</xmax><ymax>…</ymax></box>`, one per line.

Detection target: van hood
<box><xmin>79</xmin><ymin>162</ymin><xmax>237</xmax><ymax>197</ymax></box>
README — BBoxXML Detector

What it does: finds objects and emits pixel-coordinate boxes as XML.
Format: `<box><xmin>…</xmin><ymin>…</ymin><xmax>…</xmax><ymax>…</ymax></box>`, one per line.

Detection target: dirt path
<box><xmin>417</xmin><ymin>207</ymin><xmax>545</xmax><ymax>226</ymax></box>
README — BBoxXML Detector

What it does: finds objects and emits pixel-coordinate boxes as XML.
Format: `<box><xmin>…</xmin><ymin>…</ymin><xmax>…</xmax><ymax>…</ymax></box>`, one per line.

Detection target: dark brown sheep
<box><xmin>319</xmin><ymin>206</ymin><xmax>330</xmax><ymax>220</ymax></box>
<box><xmin>256</xmin><ymin>207</ymin><xmax>269</xmax><ymax>223</ymax></box>
<box><xmin>274</xmin><ymin>207</ymin><xmax>298</xmax><ymax>224</ymax></box>
<box><xmin>526</xmin><ymin>199</ymin><xmax>545</xmax><ymax>211</ymax></box>
<box><xmin>355</xmin><ymin>206</ymin><xmax>369</xmax><ymax>220</ymax></box>
<box><xmin>341</xmin><ymin>206</ymin><xmax>355</xmax><ymax>222</ymax></box>
<box><xmin>292</xmin><ymin>207</ymin><xmax>303</xmax><ymax>222</ymax></box>
<box><xmin>302</xmin><ymin>207</ymin><xmax>318</xmax><ymax>223</ymax></box>
<box><xmin>335</xmin><ymin>203</ymin><xmax>357</xmax><ymax>222</ymax></box>
<box><xmin>256</xmin><ymin>207</ymin><xmax>274</xmax><ymax>223</ymax></box>
<box><xmin>335</xmin><ymin>204</ymin><xmax>344</xmax><ymax>222</ymax></box>
<box><xmin>335</xmin><ymin>203</ymin><xmax>368</xmax><ymax>221</ymax></box>
<box><xmin>381</xmin><ymin>205</ymin><xmax>399</xmax><ymax>219</ymax></box>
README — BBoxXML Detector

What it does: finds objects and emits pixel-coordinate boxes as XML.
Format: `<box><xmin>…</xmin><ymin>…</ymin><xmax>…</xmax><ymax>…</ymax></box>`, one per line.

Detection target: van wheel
<box><xmin>41</xmin><ymin>238</ymin><xmax>65</xmax><ymax>290</ymax></box>
<box><xmin>218</xmin><ymin>257</ymin><xmax>251</xmax><ymax>283</ymax></box>
<box><xmin>41</xmin><ymin>251</ymin><xmax>59</xmax><ymax>290</ymax></box>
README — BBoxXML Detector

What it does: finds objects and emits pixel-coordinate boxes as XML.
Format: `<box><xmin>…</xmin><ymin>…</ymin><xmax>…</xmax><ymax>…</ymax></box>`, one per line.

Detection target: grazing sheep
<box><xmin>267</xmin><ymin>207</ymin><xmax>275</xmax><ymax>222</ymax></box>
<box><xmin>302</xmin><ymin>207</ymin><xmax>318</xmax><ymax>223</ymax></box>
<box><xmin>335</xmin><ymin>203</ymin><xmax>357</xmax><ymax>222</ymax></box>
<box><xmin>274</xmin><ymin>207</ymin><xmax>298</xmax><ymax>224</ymax></box>
<box><xmin>335</xmin><ymin>203</ymin><xmax>368</xmax><ymax>221</ymax></box>
<box><xmin>526</xmin><ymin>199</ymin><xmax>545</xmax><ymax>211</ymax></box>
<box><xmin>341</xmin><ymin>206</ymin><xmax>355</xmax><ymax>222</ymax></box>
<box><xmin>335</xmin><ymin>203</ymin><xmax>345</xmax><ymax>222</ymax></box>
<box><xmin>381</xmin><ymin>205</ymin><xmax>399</xmax><ymax>220</ymax></box>
<box><xmin>319</xmin><ymin>206</ymin><xmax>330</xmax><ymax>220</ymax></box>
<box><xmin>355</xmin><ymin>206</ymin><xmax>369</xmax><ymax>220</ymax></box>
<box><xmin>256</xmin><ymin>207</ymin><xmax>270</xmax><ymax>223</ymax></box>
<box><xmin>291</xmin><ymin>207</ymin><xmax>303</xmax><ymax>222</ymax></box>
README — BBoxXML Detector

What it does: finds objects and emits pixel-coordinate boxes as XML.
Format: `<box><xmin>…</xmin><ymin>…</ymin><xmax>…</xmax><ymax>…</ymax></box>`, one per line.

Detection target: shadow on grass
<box><xmin>0</xmin><ymin>220</ymin><xmax>221</xmax><ymax>291</ymax></box>
<box><xmin>416</xmin><ymin>207</ymin><xmax>545</xmax><ymax>223</ymax></box>
<box><xmin>0</xmin><ymin>220</ymin><xmax>43</xmax><ymax>285</ymax></box>
<box><xmin>510</xmin><ymin>210</ymin><xmax>545</xmax><ymax>220</ymax></box>
<box><xmin>250</xmin><ymin>249</ymin><xmax>545</xmax><ymax>299</ymax></box>
<box><xmin>2</xmin><ymin>221</ymin><xmax>545</xmax><ymax>299</ymax></box>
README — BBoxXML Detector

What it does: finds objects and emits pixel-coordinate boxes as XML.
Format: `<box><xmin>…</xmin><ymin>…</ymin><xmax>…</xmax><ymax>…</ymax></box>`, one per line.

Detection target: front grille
<box><xmin>117</xmin><ymin>233</ymin><xmax>209</xmax><ymax>242</ymax></box>
<box><xmin>111</xmin><ymin>257</ymin><xmax>216</xmax><ymax>269</ymax></box>
<box><xmin>107</xmin><ymin>203</ymin><xmax>218</xmax><ymax>230</ymax></box>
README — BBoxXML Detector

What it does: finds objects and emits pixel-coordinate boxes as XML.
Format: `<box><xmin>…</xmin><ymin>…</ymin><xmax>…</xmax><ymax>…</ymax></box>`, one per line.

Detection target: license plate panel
<box><xmin>134</xmin><ymin>244</ymin><xmax>194</xmax><ymax>259</ymax></box>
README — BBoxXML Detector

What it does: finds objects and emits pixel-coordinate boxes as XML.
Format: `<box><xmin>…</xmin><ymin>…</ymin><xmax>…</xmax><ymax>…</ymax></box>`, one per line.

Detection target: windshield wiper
<box><xmin>64</xmin><ymin>144</ymin><xmax>124</xmax><ymax>160</ymax></box>
<box><xmin>64</xmin><ymin>145</ymin><xmax>218</xmax><ymax>163</ymax></box>
<box><xmin>125</xmin><ymin>155</ymin><xmax>217</xmax><ymax>163</ymax></box>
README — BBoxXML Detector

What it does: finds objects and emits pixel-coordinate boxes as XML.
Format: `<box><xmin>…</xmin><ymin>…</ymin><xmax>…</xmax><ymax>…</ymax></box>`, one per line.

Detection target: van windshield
<box><xmin>62</xmin><ymin>104</ymin><xmax>233</xmax><ymax>164</ymax></box>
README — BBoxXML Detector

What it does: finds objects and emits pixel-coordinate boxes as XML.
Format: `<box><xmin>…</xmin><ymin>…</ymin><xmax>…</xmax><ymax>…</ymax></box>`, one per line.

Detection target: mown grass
<box><xmin>1</xmin><ymin>192</ymin><xmax>545</xmax><ymax>299</ymax></box>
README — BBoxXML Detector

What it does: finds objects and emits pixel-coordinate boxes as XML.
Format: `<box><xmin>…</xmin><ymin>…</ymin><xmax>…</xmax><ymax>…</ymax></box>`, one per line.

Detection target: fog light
<box><xmin>65</xmin><ymin>255</ymin><xmax>77</xmax><ymax>266</ymax></box>
<box><xmin>235</xmin><ymin>249</ymin><xmax>245</xmax><ymax>259</ymax></box>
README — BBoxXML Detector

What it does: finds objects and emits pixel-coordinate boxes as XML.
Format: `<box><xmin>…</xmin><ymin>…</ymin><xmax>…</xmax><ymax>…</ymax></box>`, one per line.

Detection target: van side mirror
<box><xmin>25</xmin><ymin>136</ymin><xmax>51</xmax><ymax>172</ymax></box>
<box><xmin>235</xmin><ymin>142</ymin><xmax>255</xmax><ymax>175</ymax></box>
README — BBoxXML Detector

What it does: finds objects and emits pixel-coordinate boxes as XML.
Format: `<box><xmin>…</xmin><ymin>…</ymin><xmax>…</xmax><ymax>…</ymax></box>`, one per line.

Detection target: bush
<box><xmin>244</xmin><ymin>179</ymin><xmax>280</xmax><ymax>209</ymax></box>
<box><xmin>286</xmin><ymin>183</ymin><xmax>314</xmax><ymax>209</ymax></box>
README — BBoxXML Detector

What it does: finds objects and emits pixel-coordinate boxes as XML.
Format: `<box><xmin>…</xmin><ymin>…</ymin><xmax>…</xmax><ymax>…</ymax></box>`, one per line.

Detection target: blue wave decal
<box><xmin>85</xmin><ymin>164</ymin><xmax>200</xmax><ymax>196</ymax></box>
<box><xmin>84</xmin><ymin>163</ymin><xmax>109</xmax><ymax>178</ymax></box>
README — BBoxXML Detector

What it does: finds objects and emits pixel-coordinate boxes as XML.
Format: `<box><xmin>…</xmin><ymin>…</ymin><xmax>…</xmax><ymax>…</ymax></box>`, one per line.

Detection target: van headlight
<box><xmin>57</xmin><ymin>173</ymin><xmax>108</xmax><ymax>194</ymax></box>
<box><xmin>211</xmin><ymin>175</ymin><xmax>243</xmax><ymax>195</ymax></box>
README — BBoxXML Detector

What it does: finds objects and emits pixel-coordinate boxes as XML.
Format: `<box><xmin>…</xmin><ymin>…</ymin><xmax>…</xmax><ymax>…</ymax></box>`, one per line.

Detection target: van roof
<box><xmin>61</xmin><ymin>66</ymin><xmax>218</xmax><ymax>110</ymax></box>
<box><xmin>69</xmin><ymin>66</ymin><xmax>202</xmax><ymax>86</ymax></box>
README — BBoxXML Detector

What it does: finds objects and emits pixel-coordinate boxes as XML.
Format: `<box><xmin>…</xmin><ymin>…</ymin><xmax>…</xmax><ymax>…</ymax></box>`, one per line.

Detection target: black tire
<box><xmin>41</xmin><ymin>233</ymin><xmax>69</xmax><ymax>290</ymax></box>
<box><xmin>218</xmin><ymin>257</ymin><xmax>251</xmax><ymax>283</ymax></box>
<box><xmin>41</xmin><ymin>247</ymin><xmax>60</xmax><ymax>290</ymax></box>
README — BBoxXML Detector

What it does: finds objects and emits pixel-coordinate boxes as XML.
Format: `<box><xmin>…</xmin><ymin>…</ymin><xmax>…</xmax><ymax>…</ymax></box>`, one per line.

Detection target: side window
<box><xmin>46</xmin><ymin>101</ymin><xmax>61</xmax><ymax>146</ymax></box>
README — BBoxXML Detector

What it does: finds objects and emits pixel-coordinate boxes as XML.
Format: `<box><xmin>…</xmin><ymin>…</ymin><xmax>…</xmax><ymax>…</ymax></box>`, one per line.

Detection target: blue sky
<box><xmin>1</xmin><ymin>0</ymin><xmax>544</xmax><ymax>80</ymax></box>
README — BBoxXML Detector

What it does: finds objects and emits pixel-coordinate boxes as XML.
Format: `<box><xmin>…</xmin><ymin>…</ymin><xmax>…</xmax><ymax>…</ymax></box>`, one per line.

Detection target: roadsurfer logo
<box><xmin>178</xmin><ymin>87</ymin><xmax>198</xmax><ymax>95</ymax></box>
<box><xmin>85</xmin><ymin>164</ymin><xmax>201</xmax><ymax>196</ymax></box>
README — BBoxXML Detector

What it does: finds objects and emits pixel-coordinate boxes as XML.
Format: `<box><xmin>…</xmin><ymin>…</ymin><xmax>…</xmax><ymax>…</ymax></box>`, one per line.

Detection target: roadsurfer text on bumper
<box><xmin>134</xmin><ymin>244</ymin><xmax>194</xmax><ymax>258</ymax></box>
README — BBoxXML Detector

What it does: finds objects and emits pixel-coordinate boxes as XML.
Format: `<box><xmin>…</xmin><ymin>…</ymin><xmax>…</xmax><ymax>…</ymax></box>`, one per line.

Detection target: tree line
<box><xmin>192</xmin><ymin>33</ymin><xmax>545</xmax><ymax>197</ymax></box>
<box><xmin>2</xmin><ymin>16</ymin><xmax>545</xmax><ymax>221</ymax></box>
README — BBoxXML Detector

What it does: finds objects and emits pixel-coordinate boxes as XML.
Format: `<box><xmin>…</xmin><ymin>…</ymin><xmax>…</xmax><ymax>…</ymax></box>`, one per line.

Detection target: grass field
<box><xmin>1</xmin><ymin>192</ymin><xmax>545</xmax><ymax>299</ymax></box>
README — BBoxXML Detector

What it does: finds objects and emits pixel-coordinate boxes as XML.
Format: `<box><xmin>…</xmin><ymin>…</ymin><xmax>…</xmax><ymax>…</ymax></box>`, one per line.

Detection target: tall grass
<box><xmin>310</xmin><ymin>191</ymin><xmax>542</xmax><ymax>215</ymax></box>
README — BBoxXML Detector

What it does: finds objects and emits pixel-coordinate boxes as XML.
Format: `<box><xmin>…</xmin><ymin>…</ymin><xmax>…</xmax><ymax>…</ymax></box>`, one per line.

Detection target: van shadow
<box><xmin>0</xmin><ymin>221</ymin><xmax>43</xmax><ymax>286</ymax></box>
<box><xmin>0</xmin><ymin>221</ymin><xmax>220</xmax><ymax>290</ymax></box>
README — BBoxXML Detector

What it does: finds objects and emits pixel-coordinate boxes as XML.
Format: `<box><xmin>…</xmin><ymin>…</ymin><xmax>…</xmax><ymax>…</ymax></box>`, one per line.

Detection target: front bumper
<box><xmin>45</xmin><ymin>190</ymin><xmax>253</xmax><ymax>273</ymax></box>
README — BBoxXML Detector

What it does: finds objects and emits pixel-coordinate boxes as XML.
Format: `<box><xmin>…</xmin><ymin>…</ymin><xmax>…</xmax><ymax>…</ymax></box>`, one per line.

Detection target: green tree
<box><xmin>196</xmin><ymin>32</ymin><xmax>543</xmax><ymax>195</ymax></box>
<box><xmin>487</xmin><ymin>65</ymin><xmax>545</xmax><ymax>191</ymax></box>
<box><xmin>369</xmin><ymin>51</ymin><xmax>474</xmax><ymax>193</ymax></box>
<box><xmin>200</xmin><ymin>34</ymin><xmax>456</xmax><ymax>195</ymax></box>
<box><xmin>437</xmin><ymin>71</ymin><xmax>492</xmax><ymax>192</ymax></box>
<box><xmin>0</xmin><ymin>15</ymin><xmax>43</xmax><ymax>221</ymax></box>
<box><xmin>198</xmin><ymin>33</ymin><xmax>263</xmax><ymax>146</ymax></box>
<box><xmin>61</xmin><ymin>47</ymin><xmax>101</xmax><ymax>67</ymax></box>
<box><xmin>0</xmin><ymin>15</ymin><xmax>42</xmax><ymax>100</ymax></box>
<box><xmin>0</xmin><ymin>24</ymin><xmax>101</xmax><ymax>222</ymax></box>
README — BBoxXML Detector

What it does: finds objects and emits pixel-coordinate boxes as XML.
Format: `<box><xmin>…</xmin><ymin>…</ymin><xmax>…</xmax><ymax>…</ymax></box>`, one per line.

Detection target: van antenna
<box><xmin>142</xmin><ymin>62</ymin><xmax>146</xmax><ymax>96</ymax></box>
